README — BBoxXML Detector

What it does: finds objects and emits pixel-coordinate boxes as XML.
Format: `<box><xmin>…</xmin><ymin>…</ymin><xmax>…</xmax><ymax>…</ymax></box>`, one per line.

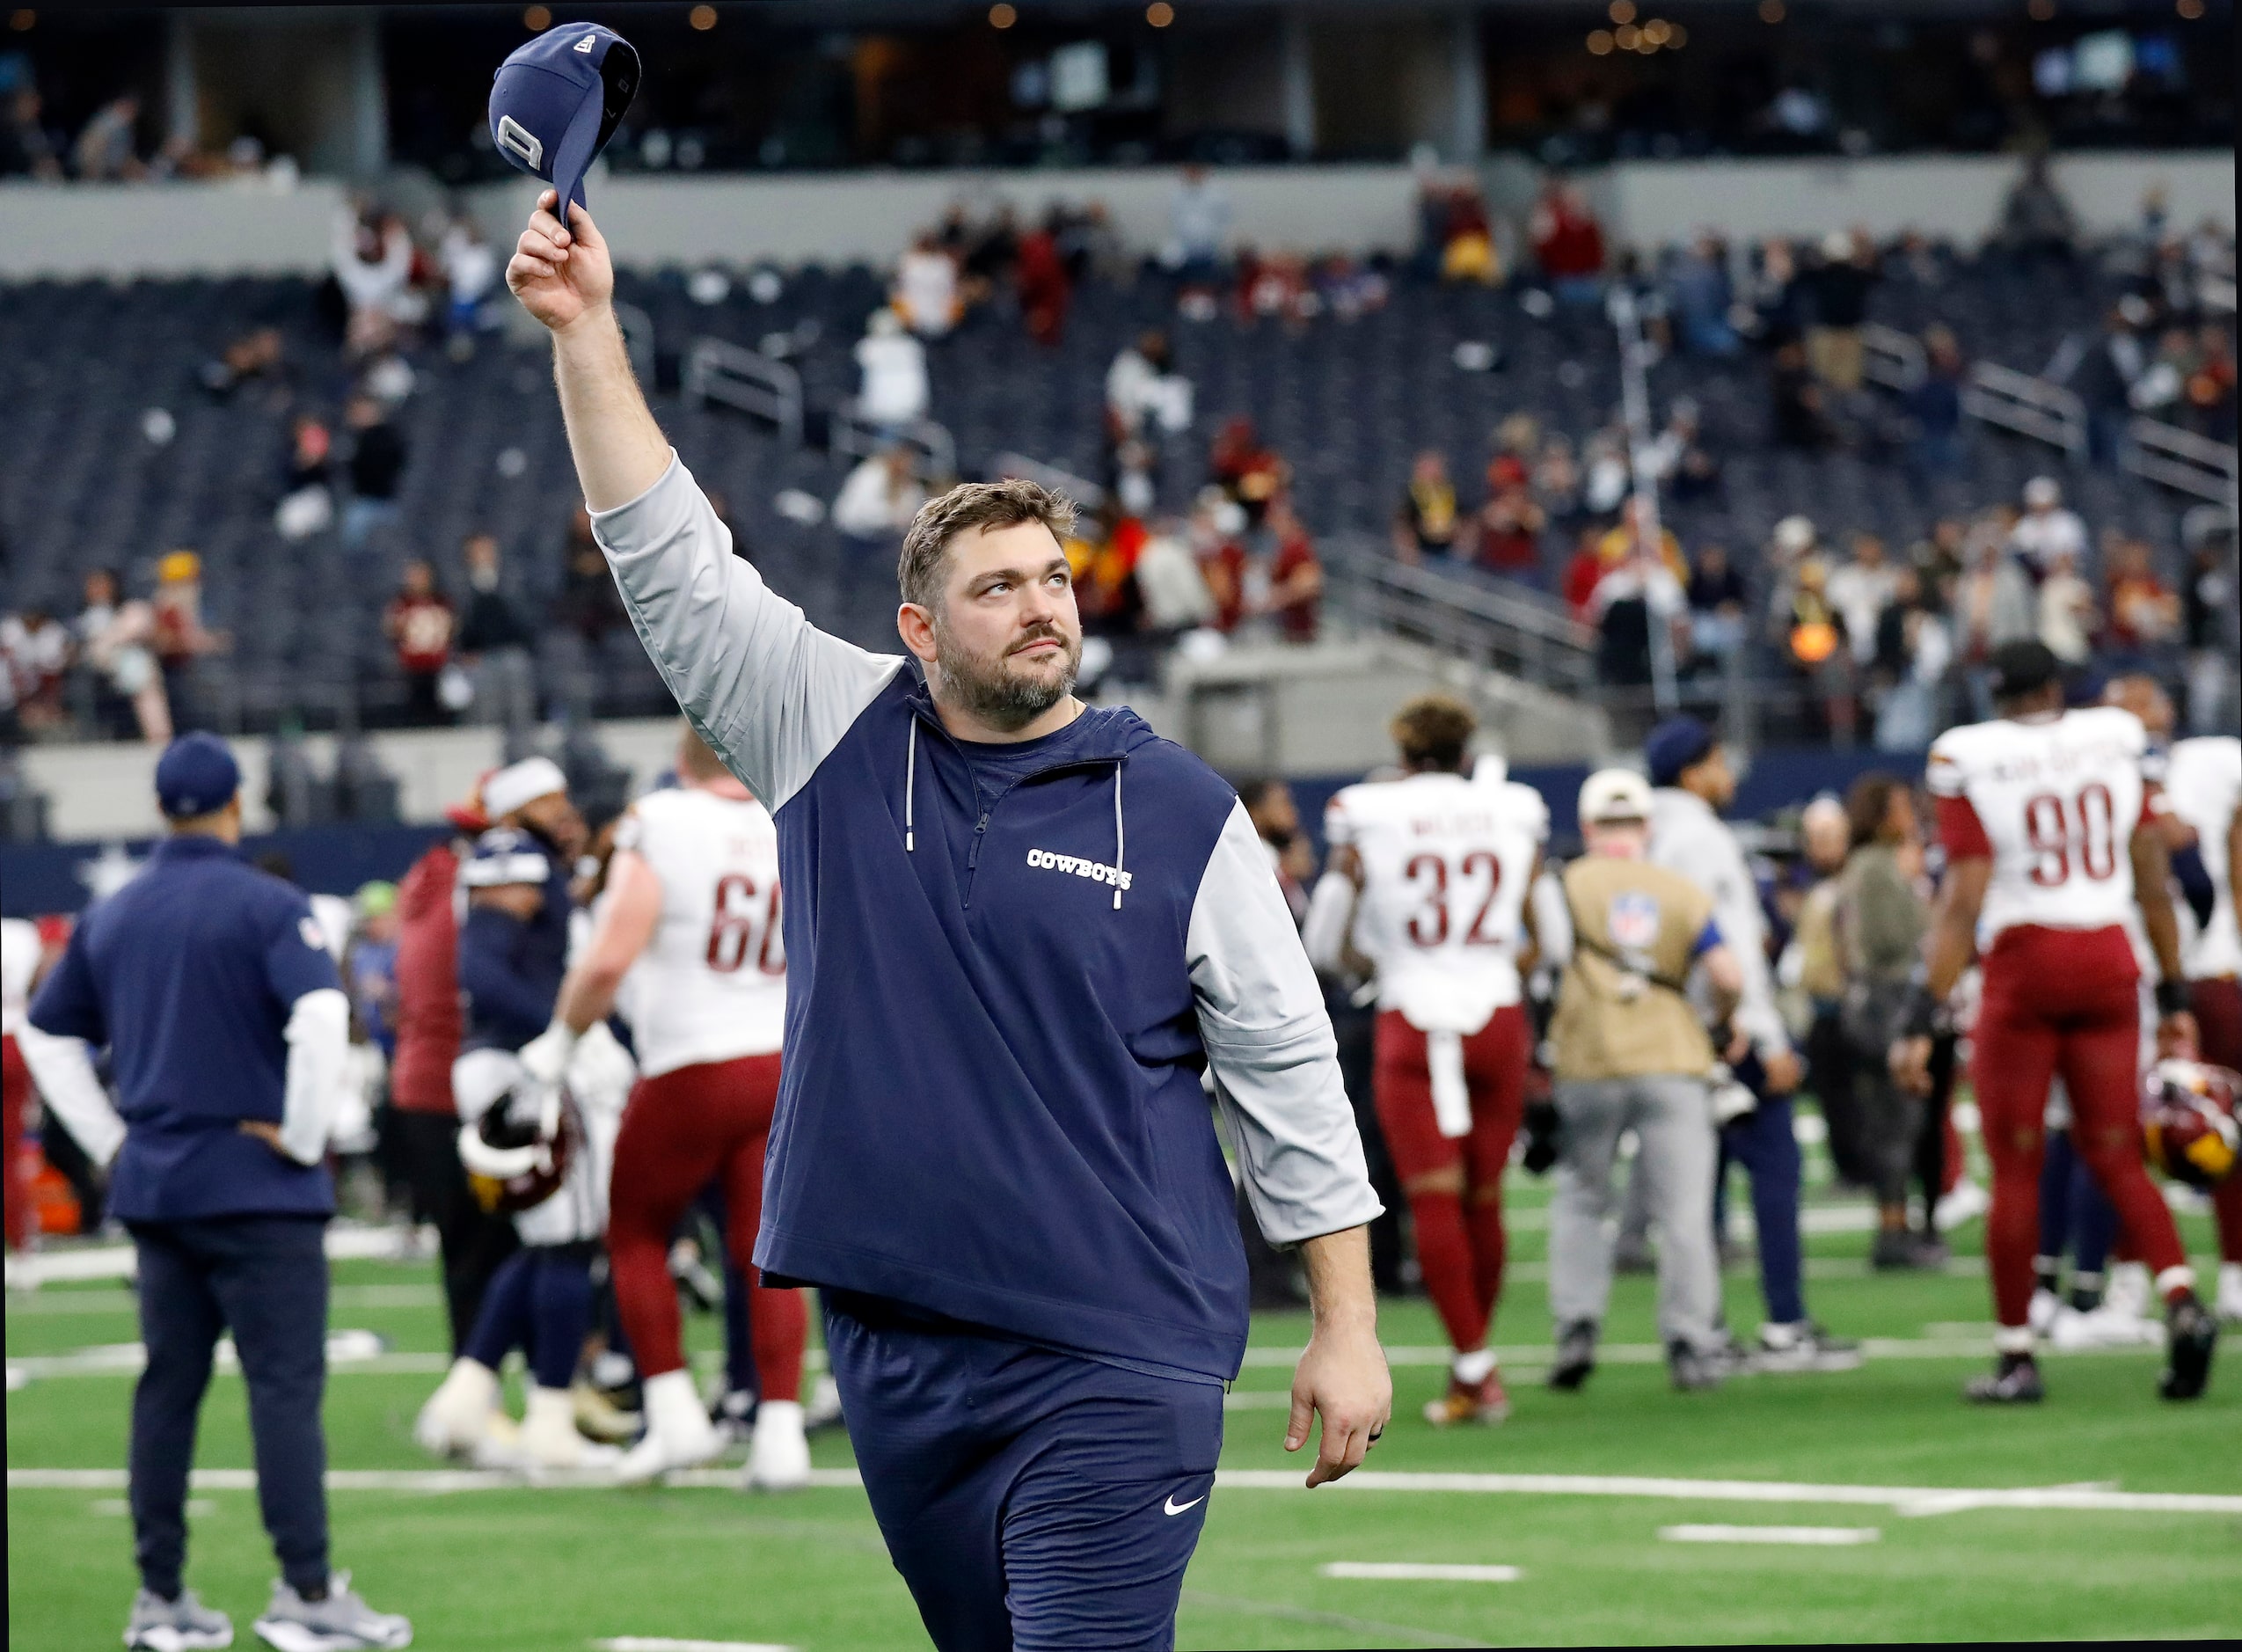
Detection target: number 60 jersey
<box><xmin>1325</xmin><ymin>769</ymin><xmax>1548</xmax><ymax>1034</ymax></box>
<box><xmin>610</xmin><ymin>786</ymin><xmax>787</xmax><ymax>1079</ymax></box>
<box><xmin>1927</xmin><ymin>705</ymin><xmax>2165</xmax><ymax>945</ymax></box>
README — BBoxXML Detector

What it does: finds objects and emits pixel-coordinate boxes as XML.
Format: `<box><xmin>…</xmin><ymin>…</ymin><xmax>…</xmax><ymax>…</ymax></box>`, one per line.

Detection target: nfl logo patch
<box><xmin>1608</xmin><ymin>892</ymin><xmax>1660</xmax><ymax>951</ymax></box>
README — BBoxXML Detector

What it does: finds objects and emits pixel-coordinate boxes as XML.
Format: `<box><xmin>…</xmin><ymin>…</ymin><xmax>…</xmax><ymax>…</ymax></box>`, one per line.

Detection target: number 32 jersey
<box><xmin>612</xmin><ymin>786</ymin><xmax>787</xmax><ymax>1078</ymax></box>
<box><xmin>1927</xmin><ymin>705</ymin><xmax>2163</xmax><ymax>947</ymax></box>
<box><xmin>1325</xmin><ymin>771</ymin><xmax>1547</xmax><ymax>1033</ymax></box>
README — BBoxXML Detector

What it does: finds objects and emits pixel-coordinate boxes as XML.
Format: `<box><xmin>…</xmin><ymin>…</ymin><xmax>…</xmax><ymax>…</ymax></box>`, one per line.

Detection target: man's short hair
<box><xmin>1391</xmin><ymin>692</ymin><xmax>1477</xmax><ymax>771</ymax></box>
<box><xmin>897</xmin><ymin>479</ymin><xmax>1077</xmax><ymax>611</ymax></box>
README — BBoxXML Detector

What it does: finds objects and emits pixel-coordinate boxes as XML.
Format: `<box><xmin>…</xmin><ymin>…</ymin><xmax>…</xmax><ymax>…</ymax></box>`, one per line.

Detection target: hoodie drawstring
<box><xmin>901</xmin><ymin>715</ymin><xmax>1126</xmax><ymax>914</ymax></box>
<box><xmin>1112</xmin><ymin>759</ymin><xmax>1125</xmax><ymax>911</ymax></box>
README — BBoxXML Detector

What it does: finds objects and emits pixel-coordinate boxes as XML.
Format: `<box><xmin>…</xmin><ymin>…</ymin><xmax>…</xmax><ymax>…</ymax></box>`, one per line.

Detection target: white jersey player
<box><xmin>1304</xmin><ymin>695</ymin><xmax>1543</xmax><ymax>1428</ymax></box>
<box><xmin>517</xmin><ymin>723</ymin><xmax>809</xmax><ymax>1488</ymax></box>
<box><xmin>1898</xmin><ymin>640</ymin><xmax>2212</xmax><ymax>1403</ymax></box>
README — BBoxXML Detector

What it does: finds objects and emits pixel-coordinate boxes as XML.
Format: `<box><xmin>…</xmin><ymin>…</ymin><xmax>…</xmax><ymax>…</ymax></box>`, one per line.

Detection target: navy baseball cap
<box><xmin>156</xmin><ymin>732</ymin><xmax>241</xmax><ymax>820</ymax></box>
<box><xmin>488</xmin><ymin>21</ymin><xmax>639</xmax><ymax>221</ymax></box>
<box><xmin>1645</xmin><ymin>716</ymin><xmax>1717</xmax><ymax>789</ymax></box>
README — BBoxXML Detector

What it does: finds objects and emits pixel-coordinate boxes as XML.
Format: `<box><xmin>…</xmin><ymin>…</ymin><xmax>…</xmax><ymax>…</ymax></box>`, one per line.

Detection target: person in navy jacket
<box><xmin>30</xmin><ymin>734</ymin><xmax>412</xmax><ymax>1652</ymax></box>
<box><xmin>508</xmin><ymin>192</ymin><xmax>1390</xmax><ymax>1648</ymax></box>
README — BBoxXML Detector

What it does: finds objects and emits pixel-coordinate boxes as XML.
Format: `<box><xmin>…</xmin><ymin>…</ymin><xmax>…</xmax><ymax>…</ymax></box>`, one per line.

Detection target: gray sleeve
<box><xmin>1187</xmin><ymin>801</ymin><xmax>1384</xmax><ymax>1246</ymax></box>
<box><xmin>590</xmin><ymin>455</ymin><xmax>905</xmax><ymax>810</ymax></box>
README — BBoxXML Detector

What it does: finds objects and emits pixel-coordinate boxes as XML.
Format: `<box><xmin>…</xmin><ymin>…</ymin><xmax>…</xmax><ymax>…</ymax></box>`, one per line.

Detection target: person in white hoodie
<box><xmin>1644</xmin><ymin>717</ymin><xmax>1860</xmax><ymax>1373</ymax></box>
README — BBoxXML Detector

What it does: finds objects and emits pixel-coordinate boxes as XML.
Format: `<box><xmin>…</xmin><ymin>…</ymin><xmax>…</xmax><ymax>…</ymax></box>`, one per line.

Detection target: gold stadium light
<box><xmin>1669</xmin><ymin>22</ymin><xmax>1689</xmax><ymax>46</ymax></box>
<box><xmin>522</xmin><ymin>5</ymin><xmax>551</xmax><ymax>32</ymax></box>
<box><xmin>690</xmin><ymin>4</ymin><xmax>717</xmax><ymax>29</ymax></box>
<box><xmin>1614</xmin><ymin>22</ymin><xmax>1641</xmax><ymax>48</ymax></box>
<box><xmin>2176</xmin><ymin>0</ymin><xmax>2203</xmax><ymax>16</ymax></box>
<box><xmin>1147</xmin><ymin>2</ymin><xmax>1175</xmax><ymax>25</ymax></box>
<box><xmin>990</xmin><ymin>3</ymin><xmax>1018</xmax><ymax>27</ymax></box>
<box><xmin>1609</xmin><ymin>1</ymin><xmax>1636</xmax><ymax>23</ymax></box>
<box><xmin>1588</xmin><ymin>27</ymin><xmax>1615</xmax><ymax>54</ymax></box>
<box><xmin>1643</xmin><ymin>18</ymin><xmax>1672</xmax><ymax>46</ymax></box>
<box><xmin>8</xmin><ymin>10</ymin><xmax>33</xmax><ymax>32</ymax></box>
<box><xmin>2027</xmin><ymin>0</ymin><xmax>2055</xmax><ymax>17</ymax></box>
<box><xmin>1759</xmin><ymin>0</ymin><xmax>1786</xmax><ymax>21</ymax></box>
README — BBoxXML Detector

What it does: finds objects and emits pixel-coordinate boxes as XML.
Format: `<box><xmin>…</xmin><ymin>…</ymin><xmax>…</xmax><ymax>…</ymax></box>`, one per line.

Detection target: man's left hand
<box><xmin>1758</xmin><ymin>1047</ymin><xmax>1802</xmax><ymax>1093</ymax></box>
<box><xmin>1286</xmin><ymin>1313</ymin><xmax>1392</xmax><ymax>1488</ymax></box>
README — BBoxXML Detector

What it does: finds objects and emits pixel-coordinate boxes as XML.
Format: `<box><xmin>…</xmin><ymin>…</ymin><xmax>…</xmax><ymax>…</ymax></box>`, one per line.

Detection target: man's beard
<box><xmin>931</xmin><ymin>615</ymin><xmax>1081</xmax><ymax>732</ymax></box>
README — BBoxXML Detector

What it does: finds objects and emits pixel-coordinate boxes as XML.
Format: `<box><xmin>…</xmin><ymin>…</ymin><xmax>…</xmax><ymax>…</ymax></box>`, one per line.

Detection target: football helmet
<box><xmin>2140</xmin><ymin>1059</ymin><xmax>2240</xmax><ymax>1190</ymax></box>
<box><xmin>460</xmin><ymin>1080</ymin><xmax>580</xmax><ymax>1214</ymax></box>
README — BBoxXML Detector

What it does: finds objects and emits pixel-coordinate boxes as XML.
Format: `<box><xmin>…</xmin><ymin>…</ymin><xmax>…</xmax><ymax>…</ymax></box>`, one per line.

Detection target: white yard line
<box><xmin>1659</xmin><ymin>1524</ymin><xmax>1881</xmax><ymax>1546</ymax></box>
<box><xmin>4</xmin><ymin>1224</ymin><xmax>430</xmax><ymax>1289</ymax></box>
<box><xmin>7</xmin><ymin>1330</ymin><xmax>2148</xmax><ymax>1389</ymax></box>
<box><xmin>591</xmin><ymin>1639</ymin><xmax>795</xmax><ymax>1652</ymax></box>
<box><xmin>1321</xmin><ymin>1561</ymin><xmax>1523</xmax><ymax>1582</ymax></box>
<box><xmin>11</xmin><ymin>1466</ymin><xmax>2236</xmax><ymax>1517</ymax></box>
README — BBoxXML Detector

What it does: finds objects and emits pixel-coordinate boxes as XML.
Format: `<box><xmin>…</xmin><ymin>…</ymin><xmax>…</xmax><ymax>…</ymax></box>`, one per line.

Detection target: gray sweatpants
<box><xmin>1549</xmin><ymin>1075</ymin><xmax>1721</xmax><ymax>1355</ymax></box>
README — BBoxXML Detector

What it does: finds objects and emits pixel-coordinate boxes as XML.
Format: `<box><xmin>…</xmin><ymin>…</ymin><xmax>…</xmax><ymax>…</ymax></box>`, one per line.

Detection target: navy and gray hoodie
<box><xmin>593</xmin><ymin>457</ymin><xmax>1380</xmax><ymax>1382</ymax></box>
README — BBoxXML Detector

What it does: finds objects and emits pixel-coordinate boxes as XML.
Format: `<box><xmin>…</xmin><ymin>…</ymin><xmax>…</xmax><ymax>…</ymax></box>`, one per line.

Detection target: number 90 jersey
<box><xmin>611</xmin><ymin>786</ymin><xmax>786</xmax><ymax>1078</ymax></box>
<box><xmin>1927</xmin><ymin>705</ymin><xmax>2162</xmax><ymax>946</ymax></box>
<box><xmin>1325</xmin><ymin>771</ymin><xmax>1547</xmax><ymax>1034</ymax></box>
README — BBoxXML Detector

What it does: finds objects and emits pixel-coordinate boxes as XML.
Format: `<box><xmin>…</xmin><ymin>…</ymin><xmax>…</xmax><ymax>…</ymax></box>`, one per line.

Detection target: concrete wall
<box><xmin>6</xmin><ymin>150</ymin><xmax>2229</xmax><ymax>281</ymax></box>
<box><xmin>0</xmin><ymin>177</ymin><xmax>353</xmax><ymax>281</ymax></box>
<box><xmin>16</xmin><ymin>719</ymin><xmax>690</xmax><ymax>844</ymax></box>
<box><xmin>1603</xmin><ymin>150</ymin><xmax>2235</xmax><ymax>252</ymax></box>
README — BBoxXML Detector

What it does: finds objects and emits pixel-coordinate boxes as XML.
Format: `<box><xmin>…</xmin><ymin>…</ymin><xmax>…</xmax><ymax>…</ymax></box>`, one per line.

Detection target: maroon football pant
<box><xmin>1974</xmin><ymin>925</ymin><xmax>2187</xmax><ymax>1328</ymax></box>
<box><xmin>1375</xmin><ymin>1006</ymin><xmax>1529</xmax><ymax>1356</ymax></box>
<box><xmin>607</xmin><ymin>1052</ymin><xmax>805</xmax><ymax>1399</ymax></box>
<box><xmin>2191</xmin><ymin>976</ymin><xmax>2242</xmax><ymax>1265</ymax></box>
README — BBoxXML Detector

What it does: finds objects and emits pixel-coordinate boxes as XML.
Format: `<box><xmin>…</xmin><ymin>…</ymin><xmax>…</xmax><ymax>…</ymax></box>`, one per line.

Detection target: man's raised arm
<box><xmin>507</xmin><ymin>193</ymin><xmax>901</xmax><ymax>807</ymax></box>
<box><xmin>508</xmin><ymin>193</ymin><xmax>670</xmax><ymax>510</ymax></box>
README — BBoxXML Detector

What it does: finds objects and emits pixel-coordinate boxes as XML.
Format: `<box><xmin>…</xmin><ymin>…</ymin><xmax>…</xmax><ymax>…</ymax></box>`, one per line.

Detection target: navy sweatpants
<box><xmin>128</xmin><ymin>1215</ymin><xmax>331</xmax><ymax>1599</ymax></box>
<box><xmin>824</xmin><ymin>1292</ymin><xmax>1224</xmax><ymax>1652</ymax></box>
<box><xmin>463</xmin><ymin>1240</ymin><xmax>597</xmax><ymax>1390</ymax></box>
<box><xmin>1715</xmin><ymin>1060</ymin><xmax>1807</xmax><ymax>1327</ymax></box>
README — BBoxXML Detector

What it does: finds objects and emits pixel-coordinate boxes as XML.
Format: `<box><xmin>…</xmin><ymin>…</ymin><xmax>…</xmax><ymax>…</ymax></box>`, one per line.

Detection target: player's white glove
<box><xmin>518</xmin><ymin>1020</ymin><xmax>579</xmax><ymax>1089</ymax></box>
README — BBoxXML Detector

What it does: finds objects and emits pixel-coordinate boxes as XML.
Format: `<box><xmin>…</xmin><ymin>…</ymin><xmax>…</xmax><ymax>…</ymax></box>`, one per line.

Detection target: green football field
<box><xmin>8</xmin><ymin>1171</ymin><xmax>2238</xmax><ymax>1650</ymax></box>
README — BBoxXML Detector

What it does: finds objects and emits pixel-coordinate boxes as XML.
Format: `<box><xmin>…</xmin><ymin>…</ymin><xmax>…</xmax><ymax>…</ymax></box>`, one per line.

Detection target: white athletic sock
<box><xmin>640</xmin><ymin>1369</ymin><xmax>705</xmax><ymax>1438</ymax></box>
<box><xmin>1991</xmin><ymin>1324</ymin><xmax>2036</xmax><ymax>1356</ymax></box>
<box><xmin>1451</xmin><ymin>1348</ymin><xmax>1497</xmax><ymax>1385</ymax></box>
<box><xmin>2153</xmin><ymin>1264</ymin><xmax>2197</xmax><ymax>1301</ymax></box>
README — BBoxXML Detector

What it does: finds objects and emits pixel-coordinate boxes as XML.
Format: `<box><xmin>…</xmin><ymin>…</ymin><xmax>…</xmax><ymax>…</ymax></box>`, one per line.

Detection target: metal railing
<box><xmin>1961</xmin><ymin>362</ymin><xmax>2086</xmax><ymax>461</ymax></box>
<box><xmin>829</xmin><ymin>406</ymin><xmax>958</xmax><ymax>482</ymax></box>
<box><xmin>990</xmin><ymin>451</ymin><xmax>1107</xmax><ymax>513</ymax></box>
<box><xmin>684</xmin><ymin>338</ymin><xmax>804</xmax><ymax>447</ymax></box>
<box><xmin>1860</xmin><ymin>322</ymin><xmax>1927</xmax><ymax>392</ymax></box>
<box><xmin>2123</xmin><ymin>416</ymin><xmax>2240</xmax><ymax>511</ymax></box>
<box><xmin>1328</xmin><ymin>540</ymin><xmax>1597</xmax><ymax>696</ymax></box>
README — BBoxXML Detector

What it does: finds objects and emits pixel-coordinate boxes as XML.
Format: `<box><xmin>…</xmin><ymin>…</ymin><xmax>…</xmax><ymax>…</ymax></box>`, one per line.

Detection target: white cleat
<box><xmin>2215</xmin><ymin>1263</ymin><xmax>2242</xmax><ymax>1327</ymax></box>
<box><xmin>2027</xmin><ymin>1288</ymin><xmax>2061</xmax><ymax>1338</ymax></box>
<box><xmin>615</xmin><ymin>1370</ymin><xmax>724</xmax><ymax>1486</ymax></box>
<box><xmin>519</xmin><ymin>1385</ymin><xmax>621</xmax><ymax>1474</ymax></box>
<box><xmin>743</xmin><ymin>1399</ymin><xmax>812</xmax><ymax>1492</ymax></box>
<box><xmin>802</xmin><ymin>1373</ymin><xmax>844</xmax><ymax>1432</ymax></box>
<box><xmin>2104</xmin><ymin>1261</ymin><xmax>2153</xmax><ymax>1322</ymax></box>
<box><xmin>412</xmin><ymin>1359</ymin><xmax>499</xmax><ymax>1461</ymax></box>
<box><xmin>2048</xmin><ymin>1303</ymin><xmax>2162</xmax><ymax>1350</ymax></box>
<box><xmin>1934</xmin><ymin>1179</ymin><xmax>1990</xmax><ymax>1232</ymax></box>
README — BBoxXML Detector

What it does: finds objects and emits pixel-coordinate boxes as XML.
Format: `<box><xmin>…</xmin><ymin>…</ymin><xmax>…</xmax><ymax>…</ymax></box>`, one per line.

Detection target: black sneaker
<box><xmin>1964</xmin><ymin>1354</ymin><xmax>2044</xmax><ymax>1404</ymax></box>
<box><xmin>1669</xmin><ymin>1340</ymin><xmax>1727</xmax><ymax>1392</ymax></box>
<box><xmin>2159</xmin><ymin>1295</ymin><xmax>2218</xmax><ymax>1401</ymax></box>
<box><xmin>1873</xmin><ymin>1229</ymin><xmax>1946</xmax><ymax>1271</ymax></box>
<box><xmin>1548</xmin><ymin>1320</ymin><xmax>1597</xmax><ymax>1391</ymax></box>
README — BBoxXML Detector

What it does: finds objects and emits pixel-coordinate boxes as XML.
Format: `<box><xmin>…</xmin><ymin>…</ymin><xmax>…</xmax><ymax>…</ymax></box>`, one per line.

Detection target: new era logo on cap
<box><xmin>573</xmin><ymin>33</ymin><xmax>595</xmax><ymax>52</ymax></box>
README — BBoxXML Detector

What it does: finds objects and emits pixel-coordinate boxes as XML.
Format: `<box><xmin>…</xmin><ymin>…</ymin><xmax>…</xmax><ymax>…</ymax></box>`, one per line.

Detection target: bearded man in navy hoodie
<box><xmin>506</xmin><ymin>191</ymin><xmax>1390</xmax><ymax>1649</ymax></box>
